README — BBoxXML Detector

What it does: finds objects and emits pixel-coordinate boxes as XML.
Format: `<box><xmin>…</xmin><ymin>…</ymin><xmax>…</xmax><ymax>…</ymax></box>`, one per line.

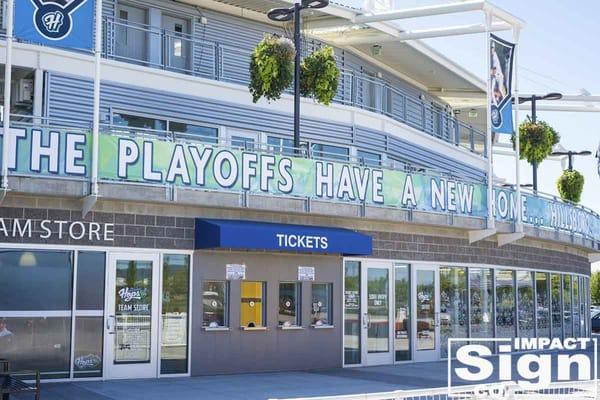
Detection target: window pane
<box><xmin>279</xmin><ymin>283</ymin><xmax>300</xmax><ymax>327</ymax></box>
<box><xmin>367</xmin><ymin>268</ymin><xmax>389</xmax><ymax>353</ymax></box>
<box><xmin>563</xmin><ymin>275</ymin><xmax>573</xmax><ymax>337</ymax></box>
<box><xmin>76</xmin><ymin>252</ymin><xmax>105</xmax><ymax>311</ymax></box>
<box><xmin>113</xmin><ymin>113</ymin><xmax>167</xmax><ymax>131</ymax></box>
<box><xmin>161</xmin><ymin>255</ymin><xmax>190</xmax><ymax>374</ymax></box>
<box><xmin>357</xmin><ymin>150</ymin><xmax>381</xmax><ymax>167</ymax></box>
<box><xmin>496</xmin><ymin>270</ymin><xmax>515</xmax><ymax>338</ymax></box>
<box><xmin>344</xmin><ymin>261</ymin><xmax>361</xmax><ymax>365</ymax></box>
<box><xmin>231</xmin><ymin>136</ymin><xmax>256</xmax><ymax>150</ymax></box>
<box><xmin>470</xmin><ymin>268</ymin><xmax>494</xmax><ymax>351</ymax></box>
<box><xmin>573</xmin><ymin>276</ymin><xmax>580</xmax><ymax>337</ymax></box>
<box><xmin>0</xmin><ymin>250</ymin><xmax>73</xmax><ymax>311</ymax></box>
<box><xmin>115</xmin><ymin>260</ymin><xmax>152</xmax><ymax>364</ymax></box>
<box><xmin>203</xmin><ymin>281</ymin><xmax>228</xmax><ymax>328</ymax></box>
<box><xmin>170</xmin><ymin>122</ymin><xmax>218</xmax><ymax>144</ymax></box>
<box><xmin>517</xmin><ymin>271</ymin><xmax>534</xmax><ymax>339</ymax></box>
<box><xmin>311</xmin><ymin>143</ymin><xmax>349</xmax><ymax>162</ymax></box>
<box><xmin>416</xmin><ymin>270</ymin><xmax>436</xmax><ymax>351</ymax></box>
<box><xmin>1</xmin><ymin>317</ymin><xmax>71</xmax><ymax>379</ymax></box>
<box><xmin>440</xmin><ymin>267</ymin><xmax>467</xmax><ymax>358</ymax></box>
<box><xmin>395</xmin><ymin>264</ymin><xmax>410</xmax><ymax>361</ymax></box>
<box><xmin>73</xmin><ymin>317</ymin><xmax>103</xmax><ymax>378</ymax></box>
<box><xmin>241</xmin><ymin>282</ymin><xmax>266</xmax><ymax>328</ymax></box>
<box><xmin>551</xmin><ymin>274</ymin><xmax>563</xmax><ymax>339</ymax></box>
<box><xmin>312</xmin><ymin>283</ymin><xmax>332</xmax><ymax>326</ymax></box>
<box><xmin>268</xmin><ymin>136</ymin><xmax>295</xmax><ymax>156</ymax></box>
<box><xmin>536</xmin><ymin>272</ymin><xmax>550</xmax><ymax>338</ymax></box>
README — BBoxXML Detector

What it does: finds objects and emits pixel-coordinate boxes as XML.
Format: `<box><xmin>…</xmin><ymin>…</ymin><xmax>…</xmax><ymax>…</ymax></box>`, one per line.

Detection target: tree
<box><xmin>591</xmin><ymin>271</ymin><xmax>600</xmax><ymax>305</ymax></box>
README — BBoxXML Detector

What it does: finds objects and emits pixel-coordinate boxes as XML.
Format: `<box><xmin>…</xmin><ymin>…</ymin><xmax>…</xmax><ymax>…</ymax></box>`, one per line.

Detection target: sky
<box><xmin>383</xmin><ymin>0</ymin><xmax>600</xmax><ymax>268</ymax></box>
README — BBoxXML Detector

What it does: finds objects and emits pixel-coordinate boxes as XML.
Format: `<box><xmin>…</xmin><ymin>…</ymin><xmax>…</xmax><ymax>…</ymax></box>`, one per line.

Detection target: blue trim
<box><xmin>195</xmin><ymin>219</ymin><xmax>372</xmax><ymax>256</ymax></box>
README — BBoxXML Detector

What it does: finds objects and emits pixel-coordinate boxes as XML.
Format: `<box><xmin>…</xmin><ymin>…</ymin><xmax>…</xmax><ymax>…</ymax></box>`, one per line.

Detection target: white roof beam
<box><xmin>317</xmin><ymin>22</ymin><xmax>511</xmax><ymax>46</ymax></box>
<box><xmin>353</xmin><ymin>0</ymin><xmax>486</xmax><ymax>24</ymax></box>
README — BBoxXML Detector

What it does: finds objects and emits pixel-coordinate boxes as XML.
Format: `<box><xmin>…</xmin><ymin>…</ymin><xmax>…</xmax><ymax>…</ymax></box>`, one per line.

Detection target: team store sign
<box><xmin>2</xmin><ymin>127</ymin><xmax>599</xmax><ymax>241</ymax></box>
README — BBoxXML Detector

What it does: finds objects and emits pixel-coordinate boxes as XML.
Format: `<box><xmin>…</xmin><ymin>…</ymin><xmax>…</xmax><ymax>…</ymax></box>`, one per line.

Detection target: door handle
<box><xmin>434</xmin><ymin>312</ymin><xmax>440</xmax><ymax>327</ymax></box>
<box><xmin>106</xmin><ymin>315</ymin><xmax>116</xmax><ymax>335</ymax></box>
<box><xmin>362</xmin><ymin>313</ymin><xmax>370</xmax><ymax>328</ymax></box>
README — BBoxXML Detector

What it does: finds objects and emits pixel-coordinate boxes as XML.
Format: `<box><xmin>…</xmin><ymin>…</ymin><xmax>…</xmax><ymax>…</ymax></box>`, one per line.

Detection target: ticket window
<box><xmin>240</xmin><ymin>282</ymin><xmax>266</xmax><ymax>329</ymax></box>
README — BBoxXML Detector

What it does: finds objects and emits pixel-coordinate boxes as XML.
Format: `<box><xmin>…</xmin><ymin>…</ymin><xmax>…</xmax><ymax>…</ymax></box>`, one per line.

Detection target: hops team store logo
<box><xmin>14</xmin><ymin>0</ymin><xmax>95</xmax><ymax>50</ymax></box>
<box><xmin>448</xmin><ymin>338</ymin><xmax>598</xmax><ymax>399</ymax></box>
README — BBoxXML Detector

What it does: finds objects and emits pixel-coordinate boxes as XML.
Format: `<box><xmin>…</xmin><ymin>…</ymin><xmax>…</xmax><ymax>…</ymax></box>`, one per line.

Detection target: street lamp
<box><xmin>550</xmin><ymin>150</ymin><xmax>592</xmax><ymax>170</ymax></box>
<box><xmin>515</xmin><ymin>92</ymin><xmax>563</xmax><ymax>192</ymax></box>
<box><xmin>268</xmin><ymin>0</ymin><xmax>330</xmax><ymax>154</ymax></box>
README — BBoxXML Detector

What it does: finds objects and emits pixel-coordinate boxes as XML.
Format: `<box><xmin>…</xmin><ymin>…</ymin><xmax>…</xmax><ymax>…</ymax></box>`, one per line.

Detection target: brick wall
<box><xmin>368</xmin><ymin>231</ymin><xmax>590</xmax><ymax>276</ymax></box>
<box><xmin>0</xmin><ymin>207</ymin><xmax>590</xmax><ymax>275</ymax></box>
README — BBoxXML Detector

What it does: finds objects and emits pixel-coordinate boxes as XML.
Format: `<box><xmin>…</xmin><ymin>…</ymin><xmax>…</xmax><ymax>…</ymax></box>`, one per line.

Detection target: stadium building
<box><xmin>0</xmin><ymin>0</ymin><xmax>598</xmax><ymax>381</ymax></box>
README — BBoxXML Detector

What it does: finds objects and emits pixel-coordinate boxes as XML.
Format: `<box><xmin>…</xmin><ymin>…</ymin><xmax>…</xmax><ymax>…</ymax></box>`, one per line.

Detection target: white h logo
<box><xmin>42</xmin><ymin>11</ymin><xmax>64</xmax><ymax>33</ymax></box>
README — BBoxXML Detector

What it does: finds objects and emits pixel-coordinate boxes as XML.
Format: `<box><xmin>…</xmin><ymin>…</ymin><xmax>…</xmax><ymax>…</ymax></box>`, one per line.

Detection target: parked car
<box><xmin>591</xmin><ymin>309</ymin><xmax>600</xmax><ymax>333</ymax></box>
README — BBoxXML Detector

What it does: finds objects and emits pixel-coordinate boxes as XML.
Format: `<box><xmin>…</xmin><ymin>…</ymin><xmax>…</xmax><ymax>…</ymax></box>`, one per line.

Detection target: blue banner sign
<box><xmin>494</xmin><ymin>188</ymin><xmax>600</xmax><ymax>241</ymax></box>
<box><xmin>490</xmin><ymin>34</ymin><xmax>515</xmax><ymax>135</ymax></box>
<box><xmin>15</xmin><ymin>0</ymin><xmax>95</xmax><ymax>51</ymax></box>
<box><xmin>195</xmin><ymin>219</ymin><xmax>373</xmax><ymax>256</ymax></box>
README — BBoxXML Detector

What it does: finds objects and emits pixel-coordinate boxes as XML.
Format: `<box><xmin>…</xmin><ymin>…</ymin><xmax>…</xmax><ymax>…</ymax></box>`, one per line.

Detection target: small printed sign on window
<box><xmin>226</xmin><ymin>264</ymin><xmax>246</xmax><ymax>280</ymax></box>
<box><xmin>298</xmin><ymin>266</ymin><xmax>315</xmax><ymax>281</ymax></box>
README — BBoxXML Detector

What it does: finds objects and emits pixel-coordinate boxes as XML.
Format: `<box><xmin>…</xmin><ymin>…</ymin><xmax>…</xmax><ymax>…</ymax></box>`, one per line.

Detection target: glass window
<box><xmin>470</xmin><ymin>268</ymin><xmax>494</xmax><ymax>351</ymax></box>
<box><xmin>73</xmin><ymin>317</ymin><xmax>103</xmax><ymax>378</ymax></box>
<box><xmin>367</xmin><ymin>268</ymin><xmax>389</xmax><ymax>354</ymax></box>
<box><xmin>114</xmin><ymin>260</ymin><xmax>153</xmax><ymax>364</ymax></box>
<box><xmin>416</xmin><ymin>270</ymin><xmax>436</xmax><ymax>351</ymax></box>
<box><xmin>76</xmin><ymin>252</ymin><xmax>105</xmax><ymax>311</ymax></box>
<box><xmin>203</xmin><ymin>281</ymin><xmax>228</xmax><ymax>328</ymax></box>
<box><xmin>535</xmin><ymin>272</ymin><xmax>550</xmax><ymax>338</ymax></box>
<box><xmin>312</xmin><ymin>283</ymin><xmax>333</xmax><ymax>326</ymax></box>
<box><xmin>551</xmin><ymin>274</ymin><xmax>563</xmax><ymax>339</ymax></box>
<box><xmin>1</xmin><ymin>317</ymin><xmax>71</xmax><ymax>379</ymax></box>
<box><xmin>563</xmin><ymin>275</ymin><xmax>573</xmax><ymax>337</ymax></box>
<box><xmin>357</xmin><ymin>150</ymin><xmax>381</xmax><ymax>167</ymax></box>
<box><xmin>440</xmin><ymin>267</ymin><xmax>467</xmax><ymax>359</ymax></box>
<box><xmin>0</xmin><ymin>250</ymin><xmax>73</xmax><ymax>311</ymax></box>
<box><xmin>161</xmin><ymin>255</ymin><xmax>190</xmax><ymax>374</ymax></box>
<box><xmin>395</xmin><ymin>264</ymin><xmax>410</xmax><ymax>361</ymax></box>
<box><xmin>268</xmin><ymin>136</ymin><xmax>295</xmax><ymax>156</ymax></box>
<box><xmin>495</xmin><ymin>270</ymin><xmax>515</xmax><ymax>339</ymax></box>
<box><xmin>279</xmin><ymin>282</ymin><xmax>301</xmax><ymax>327</ymax></box>
<box><xmin>573</xmin><ymin>276</ymin><xmax>580</xmax><ymax>337</ymax></box>
<box><xmin>231</xmin><ymin>135</ymin><xmax>256</xmax><ymax>151</ymax></box>
<box><xmin>113</xmin><ymin>112</ymin><xmax>167</xmax><ymax>131</ymax></box>
<box><xmin>344</xmin><ymin>261</ymin><xmax>361</xmax><ymax>365</ymax></box>
<box><xmin>517</xmin><ymin>271</ymin><xmax>535</xmax><ymax>339</ymax></box>
<box><xmin>311</xmin><ymin>143</ymin><xmax>349</xmax><ymax>162</ymax></box>
<box><xmin>170</xmin><ymin>122</ymin><xmax>218</xmax><ymax>144</ymax></box>
<box><xmin>240</xmin><ymin>281</ymin><xmax>266</xmax><ymax>328</ymax></box>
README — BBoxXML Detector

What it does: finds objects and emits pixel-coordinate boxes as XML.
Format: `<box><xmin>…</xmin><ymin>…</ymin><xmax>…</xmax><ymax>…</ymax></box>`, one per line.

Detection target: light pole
<box><xmin>267</xmin><ymin>0</ymin><xmax>329</xmax><ymax>154</ymax></box>
<box><xmin>550</xmin><ymin>150</ymin><xmax>592</xmax><ymax>170</ymax></box>
<box><xmin>516</xmin><ymin>92</ymin><xmax>562</xmax><ymax>193</ymax></box>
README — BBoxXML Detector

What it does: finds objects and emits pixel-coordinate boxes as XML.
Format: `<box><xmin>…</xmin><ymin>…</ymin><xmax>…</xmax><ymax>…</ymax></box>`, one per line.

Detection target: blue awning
<box><xmin>195</xmin><ymin>219</ymin><xmax>372</xmax><ymax>256</ymax></box>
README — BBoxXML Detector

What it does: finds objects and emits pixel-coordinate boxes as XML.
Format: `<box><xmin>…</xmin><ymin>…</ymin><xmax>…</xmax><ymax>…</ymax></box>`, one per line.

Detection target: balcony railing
<box><xmin>3</xmin><ymin>116</ymin><xmax>599</xmax><ymax>246</ymax></box>
<box><xmin>102</xmin><ymin>17</ymin><xmax>486</xmax><ymax>156</ymax></box>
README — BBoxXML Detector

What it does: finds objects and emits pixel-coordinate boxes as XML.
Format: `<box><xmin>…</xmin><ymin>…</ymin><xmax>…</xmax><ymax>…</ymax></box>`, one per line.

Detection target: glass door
<box><xmin>412</xmin><ymin>265</ymin><xmax>440</xmax><ymax>362</ymax></box>
<box><xmin>104</xmin><ymin>253</ymin><xmax>160</xmax><ymax>379</ymax></box>
<box><xmin>361</xmin><ymin>261</ymin><xmax>394</xmax><ymax>365</ymax></box>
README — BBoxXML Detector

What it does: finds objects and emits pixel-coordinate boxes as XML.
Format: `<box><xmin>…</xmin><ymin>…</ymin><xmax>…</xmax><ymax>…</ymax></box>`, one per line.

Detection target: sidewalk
<box><xmin>41</xmin><ymin>348</ymin><xmax>600</xmax><ymax>400</ymax></box>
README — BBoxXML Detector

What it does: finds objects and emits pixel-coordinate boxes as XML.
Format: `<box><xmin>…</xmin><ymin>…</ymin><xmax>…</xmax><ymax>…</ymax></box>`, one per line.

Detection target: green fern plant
<box><xmin>516</xmin><ymin>120</ymin><xmax>560</xmax><ymax>165</ymax></box>
<box><xmin>300</xmin><ymin>46</ymin><xmax>340</xmax><ymax>105</ymax></box>
<box><xmin>557</xmin><ymin>169</ymin><xmax>584</xmax><ymax>203</ymax></box>
<box><xmin>249</xmin><ymin>35</ymin><xmax>295</xmax><ymax>103</ymax></box>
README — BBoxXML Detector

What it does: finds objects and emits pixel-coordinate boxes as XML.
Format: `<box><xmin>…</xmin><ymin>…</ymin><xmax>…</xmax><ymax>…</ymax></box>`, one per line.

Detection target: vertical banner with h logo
<box><xmin>14</xmin><ymin>0</ymin><xmax>95</xmax><ymax>51</ymax></box>
<box><xmin>490</xmin><ymin>34</ymin><xmax>515</xmax><ymax>135</ymax></box>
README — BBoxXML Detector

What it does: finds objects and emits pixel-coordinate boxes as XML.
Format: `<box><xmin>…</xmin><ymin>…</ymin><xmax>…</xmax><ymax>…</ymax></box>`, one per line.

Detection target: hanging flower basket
<box><xmin>300</xmin><ymin>46</ymin><xmax>340</xmax><ymax>105</ymax></box>
<box><xmin>516</xmin><ymin>120</ymin><xmax>560</xmax><ymax>165</ymax></box>
<box><xmin>557</xmin><ymin>169</ymin><xmax>584</xmax><ymax>203</ymax></box>
<box><xmin>249</xmin><ymin>34</ymin><xmax>295</xmax><ymax>103</ymax></box>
